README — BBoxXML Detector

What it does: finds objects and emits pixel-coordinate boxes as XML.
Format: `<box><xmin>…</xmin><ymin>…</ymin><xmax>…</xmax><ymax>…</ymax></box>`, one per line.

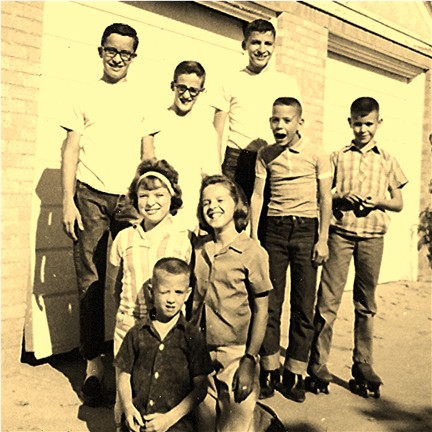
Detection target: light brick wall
<box><xmin>417</xmin><ymin>69</ymin><xmax>432</xmax><ymax>281</ymax></box>
<box><xmin>275</xmin><ymin>7</ymin><xmax>328</xmax><ymax>145</ymax></box>
<box><xmin>1</xmin><ymin>1</ymin><xmax>44</xmax><ymax>364</ymax></box>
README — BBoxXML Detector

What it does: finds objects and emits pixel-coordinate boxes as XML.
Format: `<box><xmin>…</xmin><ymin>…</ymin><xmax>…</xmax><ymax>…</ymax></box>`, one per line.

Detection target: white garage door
<box><xmin>323</xmin><ymin>54</ymin><xmax>424</xmax><ymax>285</ymax></box>
<box><xmin>27</xmin><ymin>1</ymin><xmax>244</xmax><ymax>358</ymax></box>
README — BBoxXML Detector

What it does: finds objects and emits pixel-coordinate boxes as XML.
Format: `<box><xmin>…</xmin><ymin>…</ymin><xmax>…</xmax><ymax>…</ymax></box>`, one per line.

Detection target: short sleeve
<box><xmin>114</xmin><ymin>326</ymin><xmax>138</xmax><ymax>372</ymax></box>
<box><xmin>255</xmin><ymin>149</ymin><xmax>268</xmax><ymax>179</ymax></box>
<box><xmin>245</xmin><ymin>241</ymin><xmax>272</xmax><ymax>296</ymax></box>
<box><xmin>208</xmin><ymin>77</ymin><xmax>231</xmax><ymax>113</ymax></box>
<box><xmin>59</xmin><ymin>85</ymin><xmax>86</xmax><ymax>135</ymax></box>
<box><xmin>388</xmin><ymin>156</ymin><xmax>408</xmax><ymax>191</ymax></box>
<box><xmin>142</xmin><ymin>106</ymin><xmax>164</xmax><ymax>137</ymax></box>
<box><xmin>315</xmin><ymin>146</ymin><xmax>332</xmax><ymax>180</ymax></box>
<box><xmin>109</xmin><ymin>232</ymin><xmax>123</xmax><ymax>267</ymax></box>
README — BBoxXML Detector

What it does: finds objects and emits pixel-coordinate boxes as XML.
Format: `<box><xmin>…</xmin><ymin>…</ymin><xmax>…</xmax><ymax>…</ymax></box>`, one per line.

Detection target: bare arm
<box><xmin>118</xmin><ymin>370</ymin><xmax>144</xmax><ymax>432</ymax></box>
<box><xmin>250</xmin><ymin>177</ymin><xmax>266</xmax><ymax>240</ymax></box>
<box><xmin>61</xmin><ymin>130</ymin><xmax>83</xmax><ymax>241</ymax></box>
<box><xmin>232</xmin><ymin>293</ymin><xmax>268</xmax><ymax>403</ymax></box>
<box><xmin>143</xmin><ymin>375</ymin><xmax>208</xmax><ymax>432</ymax></box>
<box><xmin>142</xmin><ymin>134</ymin><xmax>156</xmax><ymax>161</ymax></box>
<box><xmin>213</xmin><ymin>109</ymin><xmax>228</xmax><ymax>164</ymax></box>
<box><xmin>313</xmin><ymin>177</ymin><xmax>332</xmax><ymax>265</ymax></box>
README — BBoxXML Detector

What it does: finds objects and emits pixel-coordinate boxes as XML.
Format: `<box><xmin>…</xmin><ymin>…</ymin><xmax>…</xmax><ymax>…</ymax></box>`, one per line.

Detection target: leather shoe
<box><xmin>259</xmin><ymin>369</ymin><xmax>280</xmax><ymax>399</ymax></box>
<box><xmin>80</xmin><ymin>376</ymin><xmax>103</xmax><ymax>407</ymax></box>
<box><xmin>279</xmin><ymin>369</ymin><xmax>306</xmax><ymax>403</ymax></box>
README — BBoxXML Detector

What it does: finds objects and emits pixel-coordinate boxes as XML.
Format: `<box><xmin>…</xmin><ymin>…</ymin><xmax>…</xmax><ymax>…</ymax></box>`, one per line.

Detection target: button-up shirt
<box><xmin>191</xmin><ymin>231</ymin><xmax>272</xmax><ymax>347</ymax></box>
<box><xmin>115</xmin><ymin>313</ymin><xmax>213</xmax><ymax>431</ymax></box>
<box><xmin>331</xmin><ymin>141</ymin><xmax>408</xmax><ymax>237</ymax></box>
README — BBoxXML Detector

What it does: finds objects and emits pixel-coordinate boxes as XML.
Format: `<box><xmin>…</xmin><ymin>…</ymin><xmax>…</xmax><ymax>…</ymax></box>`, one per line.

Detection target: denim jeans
<box><xmin>222</xmin><ymin>147</ymin><xmax>269</xmax><ymax>242</ymax></box>
<box><xmin>309</xmin><ymin>229</ymin><xmax>384</xmax><ymax>367</ymax></box>
<box><xmin>73</xmin><ymin>181</ymin><xmax>140</xmax><ymax>360</ymax></box>
<box><xmin>260</xmin><ymin>216</ymin><xmax>318</xmax><ymax>374</ymax></box>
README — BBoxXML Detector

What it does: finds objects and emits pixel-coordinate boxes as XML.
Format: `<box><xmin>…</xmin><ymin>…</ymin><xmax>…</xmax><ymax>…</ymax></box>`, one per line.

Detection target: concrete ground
<box><xmin>2</xmin><ymin>281</ymin><xmax>432</xmax><ymax>432</ymax></box>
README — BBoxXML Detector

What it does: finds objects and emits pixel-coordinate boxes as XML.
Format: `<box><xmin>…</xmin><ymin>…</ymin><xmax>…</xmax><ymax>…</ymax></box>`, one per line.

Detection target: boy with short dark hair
<box><xmin>251</xmin><ymin>97</ymin><xmax>332</xmax><ymax>403</ymax></box>
<box><xmin>212</xmin><ymin>19</ymin><xmax>302</xmax><ymax>203</ymax></box>
<box><xmin>142</xmin><ymin>60</ymin><xmax>220</xmax><ymax>231</ymax></box>
<box><xmin>115</xmin><ymin>257</ymin><xmax>212</xmax><ymax>432</ymax></box>
<box><xmin>61</xmin><ymin>22</ymin><xmax>147</xmax><ymax>405</ymax></box>
<box><xmin>307</xmin><ymin>97</ymin><xmax>407</xmax><ymax>398</ymax></box>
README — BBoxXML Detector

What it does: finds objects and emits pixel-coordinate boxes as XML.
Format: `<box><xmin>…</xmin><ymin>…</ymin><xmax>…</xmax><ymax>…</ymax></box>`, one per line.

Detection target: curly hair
<box><xmin>128</xmin><ymin>159</ymin><xmax>183</xmax><ymax>215</ymax></box>
<box><xmin>197</xmin><ymin>175</ymin><xmax>249</xmax><ymax>233</ymax></box>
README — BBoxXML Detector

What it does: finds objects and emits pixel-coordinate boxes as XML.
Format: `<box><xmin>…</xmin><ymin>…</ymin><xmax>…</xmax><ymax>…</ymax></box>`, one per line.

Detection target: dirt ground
<box><xmin>2</xmin><ymin>280</ymin><xmax>432</xmax><ymax>432</ymax></box>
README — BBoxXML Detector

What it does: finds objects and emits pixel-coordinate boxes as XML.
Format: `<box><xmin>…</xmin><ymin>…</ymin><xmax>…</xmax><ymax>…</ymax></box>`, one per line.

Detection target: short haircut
<box><xmin>243</xmin><ymin>19</ymin><xmax>276</xmax><ymax>41</ymax></box>
<box><xmin>273</xmin><ymin>97</ymin><xmax>302</xmax><ymax>117</ymax></box>
<box><xmin>197</xmin><ymin>175</ymin><xmax>249</xmax><ymax>233</ymax></box>
<box><xmin>128</xmin><ymin>159</ymin><xmax>183</xmax><ymax>215</ymax></box>
<box><xmin>101</xmin><ymin>23</ymin><xmax>139</xmax><ymax>51</ymax></box>
<box><xmin>350</xmin><ymin>97</ymin><xmax>380</xmax><ymax>116</ymax></box>
<box><xmin>173</xmin><ymin>61</ymin><xmax>206</xmax><ymax>87</ymax></box>
<box><xmin>153</xmin><ymin>257</ymin><xmax>190</xmax><ymax>283</ymax></box>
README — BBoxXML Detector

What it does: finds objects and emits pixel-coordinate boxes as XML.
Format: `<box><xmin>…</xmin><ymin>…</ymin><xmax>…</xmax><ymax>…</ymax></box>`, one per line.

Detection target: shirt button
<box><xmin>154</xmin><ymin>372</ymin><xmax>159</xmax><ymax>380</ymax></box>
<box><xmin>159</xmin><ymin>344</ymin><xmax>164</xmax><ymax>351</ymax></box>
<box><xmin>149</xmin><ymin>400</ymin><xmax>154</xmax><ymax>407</ymax></box>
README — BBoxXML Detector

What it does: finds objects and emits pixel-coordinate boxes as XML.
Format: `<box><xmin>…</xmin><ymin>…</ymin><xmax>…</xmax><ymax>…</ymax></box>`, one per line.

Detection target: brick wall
<box><xmin>1</xmin><ymin>1</ymin><xmax>44</xmax><ymax>365</ymax></box>
<box><xmin>417</xmin><ymin>69</ymin><xmax>432</xmax><ymax>281</ymax></box>
<box><xmin>275</xmin><ymin>6</ymin><xmax>328</xmax><ymax>145</ymax></box>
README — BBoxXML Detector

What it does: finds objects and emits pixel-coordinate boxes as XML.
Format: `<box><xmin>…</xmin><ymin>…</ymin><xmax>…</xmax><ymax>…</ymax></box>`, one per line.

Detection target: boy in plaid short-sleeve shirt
<box><xmin>308</xmin><ymin>97</ymin><xmax>408</xmax><ymax>397</ymax></box>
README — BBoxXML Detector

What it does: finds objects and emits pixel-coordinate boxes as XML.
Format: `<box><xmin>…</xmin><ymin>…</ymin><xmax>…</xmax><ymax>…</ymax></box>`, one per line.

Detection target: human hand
<box><xmin>123</xmin><ymin>404</ymin><xmax>144</xmax><ymax>432</ymax></box>
<box><xmin>62</xmin><ymin>200</ymin><xmax>83</xmax><ymax>241</ymax></box>
<box><xmin>232</xmin><ymin>358</ymin><xmax>255</xmax><ymax>403</ymax></box>
<box><xmin>313</xmin><ymin>239</ymin><xmax>329</xmax><ymax>265</ymax></box>
<box><xmin>342</xmin><ymin>192</ymin><xmax>364</xmax><ymax>206</ymax></box>
<box><xmin>143</xmin><ymin>412</ymin><xmax>174</xmax><ymax>432</ymax></box>
<box><xmin>361</xmin><ymin>195</ymin><xmax>380</xmax><ymax>209</ymax></box>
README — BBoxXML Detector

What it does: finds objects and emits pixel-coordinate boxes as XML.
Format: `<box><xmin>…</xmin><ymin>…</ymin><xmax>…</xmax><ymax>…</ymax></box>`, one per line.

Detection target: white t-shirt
<box><xmin>61</xmin><ymin>79</ymin><xmax>152</xmax><ymax>195</ymax></box>
<box><xmin>211</xmin><ymin>66</ymin><xmax>302</xmax><ymax>150</ymax></box>
<box><xmin>144</xmin><ymin>103</ymin><xmax>220</xmax><ymax>230</ymax></box>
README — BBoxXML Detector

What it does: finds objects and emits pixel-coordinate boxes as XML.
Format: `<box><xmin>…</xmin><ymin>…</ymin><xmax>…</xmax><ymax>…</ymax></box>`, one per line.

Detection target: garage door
<box><xmin>26</xmin><ymin>1</ymin><xmax>244</xmax><ymax>358</ymax></box>
<box><xmin>323</xmin><ymin>53</ymin><xmax>424</xmax><ymax>285</ymax></box>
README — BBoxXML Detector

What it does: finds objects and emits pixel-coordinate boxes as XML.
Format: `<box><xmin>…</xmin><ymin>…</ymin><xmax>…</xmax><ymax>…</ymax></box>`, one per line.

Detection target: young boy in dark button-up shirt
<box><xmin>115</xmin><ymin>257</ymin><xmax>213</xmax><ymax>432</ymax></box>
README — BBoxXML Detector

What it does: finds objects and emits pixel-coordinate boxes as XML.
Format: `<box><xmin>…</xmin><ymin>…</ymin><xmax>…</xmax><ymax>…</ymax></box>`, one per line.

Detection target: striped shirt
<box><xmin>110</xmin><ymin>216</ymin><xmax>192</xmax><ymax>318</ymax></box>
<box><xmin>255</xmin><ymin>138</ymin><xmax>332</xmax><ymax>218</ymax></box>
<box><xmin>331</xmin><ymin>141</ymin><xmax>408</xmax><ymax>238</ymax></box>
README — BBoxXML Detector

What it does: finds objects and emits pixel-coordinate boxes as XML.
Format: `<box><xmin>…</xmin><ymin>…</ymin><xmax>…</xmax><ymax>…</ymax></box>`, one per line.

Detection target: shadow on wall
<box><xmin>24</xmin><ymin>168</ymin><xmax>116</xmax><ymax>360</ymax></box>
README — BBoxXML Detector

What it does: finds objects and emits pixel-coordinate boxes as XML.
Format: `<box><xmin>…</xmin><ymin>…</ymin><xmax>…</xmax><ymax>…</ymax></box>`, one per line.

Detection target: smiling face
<box><xmin>348</xmin><ymin>110</ymin><xmax>382</xmax><ymax>148</ymax></box>
<box><xmin>270</xmin><ymin>103</ymin><xmax>303</xmax><ymax>147</ymax></box>
<box><xmin>152</xmin><ymin>269</ymin><xmax>191</xmax><ymax>322</ymax></box>
<box><xmin>137</xmin><ymin>181</ymin><xmax>172</xmax><ymax>230</ymax></box>
<box><xmin>201</xmin><ymin>183</ymin><xmax>236</xmax><ymax>234</ymax></box>
<box><xmin>171</xmin><ymin>73</ymin><xmax>204</xmax><ymax>116</ymax></box>
<box><xmin>99</xmin><ymin>33</ymin><xmax>136</xmax><ymax>83</ymax></box>
<box><xmin>244</xmin><ymin>30</ymin><xmax>275</xmax><ymax>73</ymax></box>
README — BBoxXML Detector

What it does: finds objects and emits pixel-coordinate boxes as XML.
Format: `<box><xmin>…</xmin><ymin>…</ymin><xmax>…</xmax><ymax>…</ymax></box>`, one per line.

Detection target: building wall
<box><xmin>1</xmin><ymin>1</ymin><xmax>431</xmax><ymax>363</ymax></box>
<box><xmin>1</xmin><ymin>1</ymin><xmax>45</xmax><ymax>364</ymax></box>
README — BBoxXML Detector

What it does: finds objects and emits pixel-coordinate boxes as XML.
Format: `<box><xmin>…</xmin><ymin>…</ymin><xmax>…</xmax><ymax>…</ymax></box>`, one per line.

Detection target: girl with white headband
<box><xmin>109</xmin><ymin>158</ymin><xmax>192</xmax><ymax>430</ymax></box>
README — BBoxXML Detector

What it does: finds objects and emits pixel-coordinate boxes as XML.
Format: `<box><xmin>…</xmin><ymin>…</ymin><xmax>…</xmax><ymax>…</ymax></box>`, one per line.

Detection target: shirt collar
<box><xmin>137</xmin><ymin>311</ymin><xmax>187</xmax><ymax>330</ymax></box>
<box><xmin>280</xmin><ymin>135</ymin><xmax>305</xmax><ymax>154</ymax></box>
<box><xmin>204</xmin><ymin>231</ymin><xmax>250</xmax><ymax>256</ymax></box>
<box><xmin>133</xmin><ymin>215</ymin><xmax>173</xmax><ymax>240</ymax></box>
<box><xmin>344</xmin><ymin>140</ymin><xmax>381</xmax><ymax>154</ymax></box>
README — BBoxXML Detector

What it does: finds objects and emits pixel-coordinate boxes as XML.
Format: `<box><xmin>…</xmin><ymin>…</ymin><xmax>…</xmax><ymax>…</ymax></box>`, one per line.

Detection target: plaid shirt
<box><xmin>331</xmin><ymin>141</ymin><xmax>408</xmax><ymax>238</ymax></box>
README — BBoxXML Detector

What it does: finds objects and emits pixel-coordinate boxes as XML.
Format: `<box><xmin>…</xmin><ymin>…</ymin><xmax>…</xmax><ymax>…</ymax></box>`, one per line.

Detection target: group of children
<box><xmin>62</xmin><ymin>19</ymin><xmax>407</xmax><ymax>432</ymax></box>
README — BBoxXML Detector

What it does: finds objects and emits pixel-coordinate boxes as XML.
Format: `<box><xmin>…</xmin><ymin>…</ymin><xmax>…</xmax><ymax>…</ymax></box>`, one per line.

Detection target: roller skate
<box><xmin>349</xmin><ymin>363</ymin><xmax>382</xmax><ymax>399</ymax></box>
<box><xmin>305</xmin><ymin>364</ymin><xmax>332</xmax><ymax>394</ymax></box>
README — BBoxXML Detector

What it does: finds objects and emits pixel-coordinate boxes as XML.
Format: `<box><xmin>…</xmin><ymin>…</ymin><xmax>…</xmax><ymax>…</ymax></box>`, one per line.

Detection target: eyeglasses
<box><xmin>101</xmin><ymin>46</ymin><xmax>137</xmax><ymax>62</ymax></box>
<box><xmin>173</xmin><ymin>83</ymin><xmax>204</xmax><ymax>98</ymax></box>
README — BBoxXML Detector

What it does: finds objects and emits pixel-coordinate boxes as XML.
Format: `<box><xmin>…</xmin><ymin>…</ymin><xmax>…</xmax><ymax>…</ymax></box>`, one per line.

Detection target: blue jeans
<box><xmin>309</xmin><ymin>229</ymin><xmax>384</xmax><ymax>367</ymax></box>
<box><xmin>73</xmin><ymin>181</ymin><xmax>140</xmax><ymax>360</ymax></box>
<box><xmin>260</xmin><ymin>216</ymin><xmax>318</xmax><ymax>374</ymax></box>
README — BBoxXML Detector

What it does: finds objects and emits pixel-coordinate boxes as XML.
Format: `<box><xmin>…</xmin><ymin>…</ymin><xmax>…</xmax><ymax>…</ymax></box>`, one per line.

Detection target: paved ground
<box><xmin>3</xmin><ymin>280</ymin><xmax>432</xmax><ymax>431</ymax></box>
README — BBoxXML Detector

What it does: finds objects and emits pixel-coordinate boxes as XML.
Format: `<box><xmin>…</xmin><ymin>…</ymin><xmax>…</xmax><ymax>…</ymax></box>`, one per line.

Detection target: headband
<box><xmin>137</xmin><ymin>171</ymin><xmax>175</xmax><ymax>196</ymax></box>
